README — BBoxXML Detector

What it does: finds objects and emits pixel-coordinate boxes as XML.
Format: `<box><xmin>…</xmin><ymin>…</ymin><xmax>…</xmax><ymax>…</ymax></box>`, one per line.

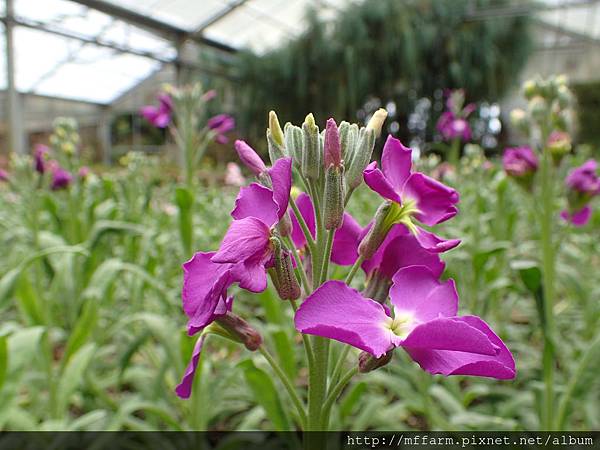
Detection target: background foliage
<box><xmin>235</xmin><ymin>0</ymin><xmax>532</xmax><ymax>143</ymax></box>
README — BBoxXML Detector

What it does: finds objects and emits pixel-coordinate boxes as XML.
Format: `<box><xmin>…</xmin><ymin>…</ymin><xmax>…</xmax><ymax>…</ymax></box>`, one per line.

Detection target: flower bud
<box><xmin>277</xmin><ymin>210</ymin><xmax>293</xmax><ymax>238</ymax></box>
<box><xmin>546</xmin><ymin>131</ymin><xmax>571</xmax><ymax>165</ymax></box>
<box><xmin>235</xmin><ymin>140</ymin><xmax>268</xmax><ymax>176</ymax></box>
<box><xmin>345</xmin><ymin>128</ymin><xmax>376</xmax><ymax>191</ymax></box>
<box><xmin>362</xmin><ymin>270</ymin><xmax>392</xmax><ymax>304</ymax></box>
<box><xmin>216</xmin><ymin>312</ymin><xmax>263</xmax><ymax>351</ymax></box>
<box><xmin>324</xmin><ymin>165</ymin><xmax>345</xmax><ymax>230</ymax></box>
<box><xmin>358</xmin><ymin>201</ymin><xmax>395</xmax><ymax>259</ymax></box>
<box><xmin>528</xmin><ymin>96</ymin><xmax>547</xmax><ymax>123</ymax></box>
<box><xmin>366</xmin><ymin>108</ymin><xmax>388</xmax><ymax>137</ymax></box>
<box><xmin>284</xmin><ymin>123</ymin><xmax>303</xmax><ymax>165</ymax></box>
<box><xmin>556</xmin><ymin>85</ymin><xmax>572</xmax><ymax>109</ymax></box>
<box><xmin>510</xmin><ymin>108</ymin><xmax>529</xmax><ymax>133</ymax></box>
<box><xmin>324</xmin><ymin>118</ymin><xmax>342</xmax><ymax>169</ymax></box>
<box><xmin>269</xmin><ymin>111</ymin><xmax>285</xmax><ymax>147</ymax></box>
<box><xmin>339</xmin><ymin>122</ymin><xmax>357</xmax><ymax>164</ymax></box>
<box><xmin>358</xmin><ymin>350</ymin><xmax>393</xmax><ymax>373</ymax></box>
<box><xmin>267</xmin><ymin>129</ymin><xmax>286</xmax><ymax>164</ymax></box>
<box><xmin>301</xmin><ymin>113</ymin><xmax>321</xmax><ymax>180</ymax></box>
<box><xmin>270</xmin><ymin>237</ymin><xmax>301</xmax><ymax>300</ymax></box>
<box><xmin>522</xmin><ymin>79</ymin><xmax>538</xmax><ymax>100</ymax></box>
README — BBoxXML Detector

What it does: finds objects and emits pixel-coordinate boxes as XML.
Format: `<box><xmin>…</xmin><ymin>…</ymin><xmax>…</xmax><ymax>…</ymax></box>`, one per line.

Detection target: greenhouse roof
<box><xmin>0</xmin><ymin>0</ymin><xmax>599</xmax><ymax>105</ymax></box>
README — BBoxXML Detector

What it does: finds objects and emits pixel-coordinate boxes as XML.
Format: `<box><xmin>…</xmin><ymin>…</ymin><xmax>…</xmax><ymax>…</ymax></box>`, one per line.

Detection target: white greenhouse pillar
<box><xmin>5</xmin><ymin>0</ymin><xmax>25</xmax><ymax>154</ymax></box>
<box><xmin>98</xmin><ymin>106</ymin><xmax>112</xmax><ymax>165</ymax></box>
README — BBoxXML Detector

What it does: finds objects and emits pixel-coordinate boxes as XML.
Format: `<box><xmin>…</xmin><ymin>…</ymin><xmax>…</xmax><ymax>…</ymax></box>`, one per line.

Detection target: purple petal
<box><xmin>331</xmin><ymin>213</ymin><xmax>362</xmax><ymax>266</ymax></box>
<box><xmin>290</xmin><ymin>192</ymin><xmax>316</xmax><ymax>249</ymax></box>
<box><xmin>175</xmin><ymin>335</ymin><xmax>206</xmax><ymax>399</ymax></box>
<box><xmin>295</xmin><ymin>280</ymin><xmax>394</xmax><ymax>357</ymax></box>
<box><xmin>414</xmin><ymin>226</ymin><xmax>461</xmax><ymax>253</ymax></box>
<box><xmin>389</xmin><ymin>266</ymin><xmax>458</xmax><ymax>321</ymax></box>
<box><xmin>381</xmin><ymin>136</ymin><xmax>413</xmax><ymax>191</ymax></box>
<box><xmin>561</xmin><ymin>206</ymin><xmax>592</xmax><ymax>227</ymax></box>
<box><xmin>402</xmin><ymin>173</ymin><xmax>459</xmax><ymax>226</ymax></box>
<box><xmin>212</xmin><ymin>217</ymin><xmax>271</xmax><ymax>264</ymax></box>
<box><xmin>235</xmin><ymin>140</ymin><xmax>267</xmax><ymax>176</ymax></box>
<box><xmin>363</xmin><ymin>161</ymin><xmax>403</xmax><ymax>203</ymax></box>
<box><xmin>400</xmin><ymin>317</ymin><xmax>499</xmax><ymax>356</ymax></box>
<box><xmin>182</xmin><ymin>252</ymin><xmax>233</xmax><ymax>332</ymax></box>
<box><xmin>231</xmin><ymin>259</ymin><xmax>269</xmax><ymax>293</ymax></box>
<box><xmin>231</xmin><ymin>183</ymin><xmax>279</xmax><ymax>226</ymax></box>
<box><xmin>405</xmin><ymin>316</ymin><xmax>515</xmax><ymax>380</ymax></box>
<box><xmin>268</xmin><ymin>157</ymin><xmax>292</xmax><ymax>220</ymax></box>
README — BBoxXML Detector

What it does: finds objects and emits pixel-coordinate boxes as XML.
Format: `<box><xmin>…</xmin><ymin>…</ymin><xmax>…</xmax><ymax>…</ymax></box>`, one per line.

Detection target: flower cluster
<box><xmin>436</xmin><ymin>89</ymin><xmax>476</xmax><ymax>142</ymax></box>
<box><xmin>177</xmin><ymin>110</ymin><xmax>515</xmax><ymax>399</ymax></box>
<box><xmin>561</xmin><ymin>160</ymin><xmax>600</xmax><ymax>226</ymax></box>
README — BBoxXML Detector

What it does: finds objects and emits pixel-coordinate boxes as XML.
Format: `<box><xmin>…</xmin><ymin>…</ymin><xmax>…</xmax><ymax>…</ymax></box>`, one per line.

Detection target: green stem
<box><xmin>539</xmin><ymin>136</ymin><xmax>556</xmax><ymax>431</ymax></box>
<box><xmin>318</xmin><ymin>229</ymin><xmax>335</xmax><ymax>285</ymax></box>
<box><xmin>285</xmin><ymin>237</ymin><xmax>312</xmax><ymax>294</ymax></box>
<box><xmin>330</xmin><ymin>345</ymin><xmax>352</xmax><ymax>386</ymax></box>
<box><xmin>290</xmin><ymin>299</ymin><xmax>314</xmax><ymax>365</ymax></box>
<box><xmin>289</xmin><ymin>196</ymin><xmax>315</xmax><ymax>253</ymax></box>
<box><xmin>449</xmin><ymin>138</ymin><xmax>460</xmax><ymax>168</ymax></box>
<box><xmin>320</xmin><ymin>367</ymin><xmax>358</xmax><ymax>428</ymax></box>
<box><xmin>259</xmin><ymin>347</ymin><xmax>307</xmax><ymax>428</ymax></box>
<box><xmin>345</xmin><ymin>255</ymin><xmax>365</xmax><ymax>285</ymax></box>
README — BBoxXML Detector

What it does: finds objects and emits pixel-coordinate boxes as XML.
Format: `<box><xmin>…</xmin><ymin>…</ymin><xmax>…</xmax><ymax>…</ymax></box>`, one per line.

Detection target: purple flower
<box><xmin>235</xmin><ymin>140</ymin><xmax>268</xmax><ymax>176</ymax></box>
<box><xmin>50</xmin><ymin>165</ymin><xmax>73</xmax><ymax>190</ymax></box>
<box><xmin>289</xmin><ymin>192</ymin><xmax>363</xmax><ymax>265</ymax></box>
<box><xmin>363</xmin><ymin>136</ymin><xmax>459</xmax><ymax>226</ymax></box>
<box><xmin>436</xmin><ymin>112</ymin><xmax>472</xmax><ymax>142</ymax></box>
<box><xmin>560</xmin><ymin>207</ymin><xmax>592</xmax><ymax>227</ymax></box>
<box><xmin>295</xmin><ymin>266</ymin><xmax>515</xmax><ymax>379</ymax></box>
<box><xmin>503</xmin><ymin>146</ymin><xmax>538</xmax><ymax>178</ymax></box>
<box><xmin>34</xmin><ymin>144</ymin><xmax>49</xmax><ymax>174</ymax></box>
<box><xmin>324</xmin><ymin>118</ymin><xmax>342</xmax><ymax>168</ymax></box>
<box><xmin>565</xmin><ymin>160</ymin><xmax>600</xmax><ymax>195</ymax></box>
<box><xmin>78</xmin><ymin>166</ymin><xmax>90</xmax><ymax>180</ymax></box>
<box><xmin>208</xmin><ymin>114</ymin><xmax>235</xmax><ymax>144</ymax></box>
<box><xmin>0</xmin><ymin>169</ymin><xmax>8</xmax><ymax>182</ymax></box>
<box><xmin>140</xmin><ymin>93</ymin><xmax>173</xmax><ymax>128</ymax></box>
<box><xmin>211</xmin><ymin>158</ymin><xmax>292</xmax><ymax>291</ymax></box>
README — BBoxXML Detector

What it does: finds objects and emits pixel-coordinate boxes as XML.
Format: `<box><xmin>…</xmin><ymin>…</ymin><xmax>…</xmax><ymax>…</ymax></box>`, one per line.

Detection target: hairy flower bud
<box><xmin>366</xmin><ymin>108</ymin><xmax>388</xmax><ymax>137</ymax></box>
<box><xmin>324</xmin><ymin>165</ymin><xmax>345</xmax><ymax>230</ymax></box>
<box><xmin>267</xmin><ymin>129</ymin><xmax>286</xmax><ymax>164</ymax></box>
<box><xmin>362</xmin><ymin>270</ymin><xmax>392</xmax><ymax>304</ymax></box>
<box><xmin>301</xmin><ymin>113</ymin><xmax>321</xmax><ymax>180</ymax></box>
<box><xmin>284</xmin><ymin>123</ymin><xmax>303</xmax><ymax>164</ymax></box>
<box><xmin>358</xmin><ymin>350</ymin><xmax>393</xmax><ymax>373</ymax></box>
<box><xmin>216</xmin><ymin>312</ymin><xmax>263</xmax><ymax>351</ymax></box>
<box><xmin>277</xmin><ymin>211</ymin><xmax>293</xmax><ymax>238</ymax></box>
<box><xmin>358</xmin><ymin>201</ymin><xmax>394</xmax><ymax>260</ymax></box>
<box><xmin>324</xmin><ymin>118</ymin><xmax>342</xmax><ymax>168</ymax></box>
<box><xmin>345</xmin><ymin>128</ymin><xmax>376</xmax><ymax>191</ymax></box>
<box><xmin>269</xmin><ymin>111</ymin><xmax>285</xmax><ymax>147</ymax></box>
<box><xmin>270</xmin><ymin>237</ymin><xmax>301</xmax><ymax>300</ymax></box>
<box><xmin>235</xmin><ymin>140</ymin><xmax>267</xmax><ymax>176</ymax></box>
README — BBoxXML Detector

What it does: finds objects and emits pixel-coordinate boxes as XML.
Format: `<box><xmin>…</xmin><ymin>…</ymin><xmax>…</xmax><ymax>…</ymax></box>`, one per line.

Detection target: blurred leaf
<box><xmin>56</xmin><ymin>343</ymin><xmax>96</xmax><ymax>418</ymax></box>
<box><xmin>61</xmin><ymin>300</ymin><xmax>99</xmax><ymax>366</ymax></box>
<box><xmin>0</xmin><ymin>335</ymin><xmax>7</xmax><ymax>392</ymax></box>
<box><xmin>238</xmin><ymin>359</ymin><xmax>290</xmax><ymax>431</ymax></box>
<box><xmin>87</xmin><ymin>220</ymin><xmax>146</xmax><ymax>251</ymax></box>
<box><xmin>175</xmin><ymin>187</ymin><xmax>194</xmax><ymax>256</ymax></box>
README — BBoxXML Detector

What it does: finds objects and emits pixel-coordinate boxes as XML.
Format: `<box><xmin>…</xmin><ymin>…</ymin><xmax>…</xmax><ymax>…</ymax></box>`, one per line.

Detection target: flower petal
<box><xmin>400</xmin><ymin>317</ymin><xmax>498</xmax><ymax>356</ymax></box>
<box><xmin>290</xmin><ymin>192</ymin><xmax>316</xmax><ymax>249</ymax></box>
<box><xmin>182</xmin><ymin>252</ymin><xmax>233</xmax><ymax>332</ymax></box>
<box><xmin>402</xmin><ymin>173</ymin><xmax>459</xmax><ymax>226</ymax></box>
<box><xmin>231</xmin><ymin>259</ymin><xmax>269</xmax><ymax>293</ymax></box>
<box><xmin>363</xmin><ymin>162</ymin><xmax>403</xmax><ymax>204</ymax></box>
<box><xmin>212</xmin><ymin>217</ymin><xmax>271</xmax><ymax>264</ymax></box>
<box><xmin>268</xmin><ymin>157</ymin><xmax>292</xmax><ymax>219</ymax></box>
<box><xmin>561</xmin><ymin>206</ymin><xmax>592</xmax><ymax>227</ymax></box>
<box><xmin>414</xmin><ymin>226</ymin><xmax>461</xmax><ymax>253</ymax></box>
<box><xmin>331</xmin><ymin>213</ymin><xmax>362</xmax><ymax>266</ymax></box>
<box><xmin>381</xmin><ymin>136</ymin><xmax>413</xmax><ymax>191</ymax></box>
<box><xmin>175</xmin><ymin>335</ymin><xmax>206</xmax><ymax>399</ymax></box>
<box><xmin>231</xmin><ymin>183</ymin><xmax>279</xmax><ymax>226</ymax></box>
<box><xmin>405</xmin><ymin>316</ymin><xmax>515</xmax><ymax>379</ymax></box>
<box><xmin>389</xmin><ymin>266</ymin><xmax>457</xmax><ymax>321</ymax></box>
<box><xmin>295</xmin><ymin>280</ymin><xmax>394</xmax><ymax>357</ymax></box>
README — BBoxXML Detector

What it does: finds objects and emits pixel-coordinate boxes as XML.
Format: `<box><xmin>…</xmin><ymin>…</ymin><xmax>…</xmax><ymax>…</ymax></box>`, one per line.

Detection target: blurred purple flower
<box><xmin>34</xmin><ymin>144</ymin><xmax>49</xmax><ymax>174</ymax></box>
<box><xmin>50</xmin><ymin>165</ymin><xmax>73</xmax><ymax>190</ymax></box>
<box><xmin>78</xmin><ymin>166</ymin><xmax>90</xmax><ymax>180</ymax></box>
<box><xmin>503</xmin><ymin>146</ymin><xmax>538</xmax><ymax>178</ymax></box>
<box><xmin>0</xmin><ymin>169</ymin><xmax>9</xmax><ymax>182</ymax></box>
<box><xmin>436</xmin><ymin>112</ymin><xmax>472</xmax><ymax>141</ymax></box>
<box><xmin>224</xmin><ymin>162</ymin><xmax>246</xmax><ymax>187</ymax></box>
<box><xmin>561</xmin><ymin>159</ymin><xmax>599</xmax><ymax>226</ymax></box>
<box><xmin>140</xmin><ymin>93</ymin><xmax>173</xmax><ymax>128</ymax></box>
<box><xmin>208</xmin><ymin>114</ymin><xmax>235</xmax><ymax>144</ymax></box>
<box><xmin>235</xmin><ymin>140</ymin><xmax>267</xmax><ymax>176</ymax></box>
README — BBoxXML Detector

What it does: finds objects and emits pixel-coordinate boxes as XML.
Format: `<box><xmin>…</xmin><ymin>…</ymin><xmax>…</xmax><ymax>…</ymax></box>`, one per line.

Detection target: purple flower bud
<box><xmin>34</xmin><ymin>144</ymin><xmax>49</xmax><ymax>174</ymax></box>
<box><xmin>140</xmin><ymin>93</ymin><xmax>173</xmax><ymax>128</ymax></box>
<box><xmin>502</xmin><ymin>146</ymin><xmax>538</xmax><ymax>178</ymax></box>
<box><xmin>0</xmin><ymin>169</ymin><xmax>9</xmax><ymax>182</ymax></box>
<box><xmin>358</xmin><ymin>350</ymin><xmax>393</xmax><ymax>373</ymax></box>
<box><xmin>270</xmin><ymin>237</ymin><xmax>301</xmax><ymax>300</ymax></box>
<box><xmin>324</xmin><ymin>118</ymin><xmax>342</xmax><ymax>168</ymax></box>
<box><xmin>235</xmin><ymin>140</ymin><xmax>267</xmax><ymax>176</ymax></box>
<box><xmin>51</xmin><ymin>165</ymin><xmax>73</xmax><ymax>190</ymax></box>
<box><xmin>565</xmin><ymin>160</ymin><xmax>599</xmax><ymax>196</ymax></box>
<box><xmin>208</xmin><ymin>114</ymin><xmax>235</xmax><ymax>144</ymax></box>
<box><xmin>216</xmin><ymin>312</ymin><xmax>263</xmax><ymax>351</ymax></box>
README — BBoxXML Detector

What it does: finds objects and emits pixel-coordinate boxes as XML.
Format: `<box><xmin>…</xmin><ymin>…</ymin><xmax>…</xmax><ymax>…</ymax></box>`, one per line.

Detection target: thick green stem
<box><xmin>259</xmin><ymin>347</ymin><xmax>307</xmax><ymax>428</ymax></box>
<box><xmin>320</xmin><ymin>367</ymin><xmax>358</xmax><ymax>428</ymax></box>
<box><xmin>539</xmin><ymin>138</ymin><xmax>556</xmax><ymax>430</ymax></box>
<box><xmin>449</xmin><ymin>138</ymin><xmax>460</xmax><ymax>168</ymax></box>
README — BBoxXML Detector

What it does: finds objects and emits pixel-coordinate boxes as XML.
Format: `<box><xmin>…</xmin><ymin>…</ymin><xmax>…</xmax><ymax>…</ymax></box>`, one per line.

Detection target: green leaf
<box><xmin>0</xmin><ymin>335</ymin><xmax>7</xmax><ymax>392</ymax></box>
<box><xmin>87</xmin><ymin>220</ymin><xmax>146</xmax><ymax>251</ymax></box>
<box><xmin>271</xmin><ymin>329</ymin><xmax>296</xmax><ymax>379</ymax></box>
<box><xmin>56</xmin><ymin>343</ymin><xmax>96</xmax><ymax>418</ymax></box>
<box><xmin>7</xmin><ymin>326</ymin><xmax>46</xmax><ymax>375</ymax></box>
<box><xmin>61</xmin><ymin>300</ymin><xmax>99</xmax><ymax>366</ymax></box>
<box><xmin>511</xmin><ymin>260</ymin><xmax>542</xmax><ymax>293</ymax></box>
<box><xmin>238</xmin><ymin>359</ymin><xmax>290</xmax><ymax>431</ymax></box>
<box><xmin>340</xmin><ymin>381</ymin><xmax>367</xmax><ymax>418</ymax></box>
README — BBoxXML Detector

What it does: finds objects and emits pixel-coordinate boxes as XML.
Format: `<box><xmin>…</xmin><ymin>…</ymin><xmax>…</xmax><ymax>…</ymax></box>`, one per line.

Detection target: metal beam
<box><xmin>68</xmin><ymin>0</ymin><xmax>238</xmax><ymax>53</ymax></box>
<box><xmin>466</xmin><ymin>0</ymin><xmax>600</xmax><ymax>20</ymax></box>
<box><xmin>4</xmin><ymin>0</ymin><xmax>25</xmax><ymax>154</ymax></box>
<box><xmin>191</xmin><ymin>0</ymin><xmax>249</xmax><ymax>37</ymax></box>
